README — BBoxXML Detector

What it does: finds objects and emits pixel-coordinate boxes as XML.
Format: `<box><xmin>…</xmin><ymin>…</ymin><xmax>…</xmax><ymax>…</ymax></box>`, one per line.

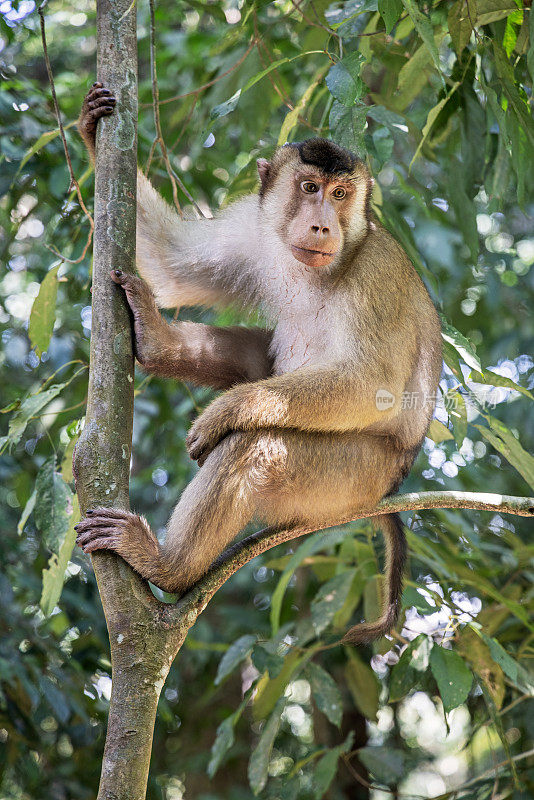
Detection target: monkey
<box><xmin>75</xmin><ymin>83</ymin><xmax>442</xmax><ymax>644</ymax></box>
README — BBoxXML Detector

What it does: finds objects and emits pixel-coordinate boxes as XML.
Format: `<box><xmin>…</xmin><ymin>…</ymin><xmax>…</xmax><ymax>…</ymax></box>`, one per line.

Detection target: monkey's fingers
<box><xmin>76</xmin><ymin>527</ymin><xmax>120</xmax><ymax>554</ymax></box>
<box><xmin>80</xmin><ymin>83</ymin><xmax>116</xmax><ymax>135</ymax></box>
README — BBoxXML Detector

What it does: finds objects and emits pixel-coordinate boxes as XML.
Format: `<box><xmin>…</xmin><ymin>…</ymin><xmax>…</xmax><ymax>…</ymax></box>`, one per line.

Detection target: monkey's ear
<box><xmin>257</xmin><ymin>158</ymin><xmax>271</xmax><ymax>191</ymax></box>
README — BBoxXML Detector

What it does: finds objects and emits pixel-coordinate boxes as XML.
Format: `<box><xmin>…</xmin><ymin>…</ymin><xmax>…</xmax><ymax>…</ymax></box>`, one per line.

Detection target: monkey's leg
<box><xmin>75</xmin><ymin>433</ymin><xmax>257</xmax><ymax>593</ymax></box>
<box><xmin>76</xmin><ymin>429</ymin><xmax>407</xmax><ymax>641</ymax></box>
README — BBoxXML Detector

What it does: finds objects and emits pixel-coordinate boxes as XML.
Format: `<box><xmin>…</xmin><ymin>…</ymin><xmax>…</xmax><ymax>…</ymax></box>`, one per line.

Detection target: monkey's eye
<box><xmin>301</xmin><ymin>181</ymin><xmax>319</xmax><ymax>194</ymax></box>
<box><xmin>332</xmin><ymin>187</ymin><xmax>346</xmax><ymax>200</ymax></box>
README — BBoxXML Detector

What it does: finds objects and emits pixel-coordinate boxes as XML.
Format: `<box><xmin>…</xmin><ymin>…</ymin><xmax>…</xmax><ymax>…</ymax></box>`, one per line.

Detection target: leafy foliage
<box><xmin>0</xmin><ymin>0</ymin><xmax>533</xmax><ymax>797</ymax></box>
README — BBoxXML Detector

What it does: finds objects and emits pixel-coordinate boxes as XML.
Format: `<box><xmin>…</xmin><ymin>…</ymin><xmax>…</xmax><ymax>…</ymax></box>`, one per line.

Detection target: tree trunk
<box><xmin>72</xmin><ymin>2</ymin><xmax>187</xmax><ymax>797</ymax></box>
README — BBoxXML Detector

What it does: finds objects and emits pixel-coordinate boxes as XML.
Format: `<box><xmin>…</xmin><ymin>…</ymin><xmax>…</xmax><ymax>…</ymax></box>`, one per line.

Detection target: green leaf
<box><xmin>329</xmin><ymin>100</ymin><xmax>368</xmax><ymax>152</ymax></box>
<box><xmin>378</xmin><ymin>0</ymin><xmax>403</xmax><ymax>33</ymax></box>
<box><xmin>325</xmin><ymin>53</ymin><xmax>365</xmax><ymax>107</ymax></box>
<box><xmin>0</xmin><ymin>382</ymin><xmax>66</xmax><ymax>453</ymax></box>
<box><xmin>345</xmin><ymin>651</ymin><xmax>380</xmax><ymax>721</ymax></box>
<box><xmin>311</xmin><ymin>570</ymin><xmax>356</xmax><ymax>636</ymax></box>
<box><xmin>448</xmin><ymin>160</ymin><xmax>479</xmax><ymax>262</ymax></box>
<box><xmin>430</xmin><ymin>645</ymin><xmax>473</xmax><ymax>714</ymax></box>
<box><xmin>395</xmin><ymin>43</ymin><xmax>433</xmax><ymax>110</ymax></box>
<box><xmin>359</xmin><ymin>746</ymin><xmax>405</xmax><ymax>785</ymax></box>
<box><xmin>411</xmin><ymin>84</ymin><xmax>460</xmax><ymax>167</ymax></box>
<box><xmin>34</xmin><ymin>457</ymin><xmax>74</xmax><ymax>553</ymax></box>
<box><xmin>17</xmin><ymin>489</ymin><xmax>36</xmax><ymax>536</ymax></box>
<box><xmin>211</xmin><ymin>90</ymin><xmax>242</xmax><ymax>120</ymax></box>
<box><xmin>528</xmin><ymin>4</ymin><xmax>534</xmax><ymax>80</ymax></box>
<box><xmin>475</xmin><ymin>416</ymin><xmax>534</xmax><ymax>490</ymax></box>
<box><xmin>480</xmin><ymin>633</ymin><xmax>534</xmax><ymax>694</ymax></box>
<box><xmin>270</xmin><ymin>528</ymin><xmax>349</xmax><ymax>635</ymax></box>
<box><xmin>40</xmin><ymin>495</ymin><xmax>80</xmax><ymax>616</ymax></box>
<box><xmin>441</xmin><ymin>318</ymin><xmax>481</xmax><ymax>371</ymax></box>
<box><xmin>476</xmin><ymin>0</ymin><xmax>519</xmax><ymax>26</ymax></box>
<box><xmin>214</xmin><ymin>634</ymin><xmax>256</xmax><ymax>685</ymax></box>
<box><xmin>253</xmin><ymin>650</ymin><xmax>304</xmax><ymax>721</ymax></box>
<box><xmin>470</xmin><ymin>369</ymin><xmax>533</xmax><ymax>401</ymax></box>
<box><xmin>448</xmin><ymin>0</ymin><xmax>475</xmax><ymax>54</ymax></box>
<box><xmin>401</xmin><ymin>0</ymin><xmax>444</xmax><ymax>84</ymax></box>
<box><xmin>306</xmin><ymin>662</ymin><xmax>343</xmax><ymax>728</ymax></box>
<box><xmin>252</xmin><ymin>644</ymin><xmax>285</xmax><ymax>679</ymax></box>
<box><xmin>457</xmin><ymin>627</ymin><xmax>505</xmax><ymax>709</ymax></box>
<box><xmin>427</xmin><ymin>420</ymin><xmax>454</xmax><ymax>443</ymax></box>
<box><xmin>449</xmin><ymin>389</ymin><xmax>467</xmax><ymax>448</ymax></box>
<box><xmin>312</xmin><ymin>732</ymin><xmax>354</xmax><ymax>799</ymax></box>
<box><xmin>208</xmin><ymin>715</ymin><xmax>236</xmax><ymax>778</ymax></box>
<box><xmin>278</xmin><ymin>65</ymin><xmax>327</xmax><ymax>146</ymax></box>
<box><xmin>248</xmin><ymin>698</ymin><xmax>285</xmax><ymax>795</ymax></box>
<box><xmin>13</xmin><ymin>121</ymin><xmax>76</xmax><ymax>180</ymax></box>
<box><xmin>503</xmin><ymin>9</ymin><xmax>522</xmax><ymax>56</ymax></box>
<box><xmin>208</xmin><ymin>697</ymin><xmax>248</xmax><ymax>778</ymax></box>
<box><xmin>211</xmin><ymin>52</ymin><xmax>322</xmax><ymax>120</ymax></box>
<box><xmin>389</xmin><ymin>634</ymin><xmax>433</xmax><ymax>702</ymax></box>
<box><xmin>402</xmin><ymin>586</ymin><xmax>435</xmax><ymax>615</ymax></box>
<box><xmin>28</xmin><ymin>265</ymin><xmax>60</xmax><ymax>357</ymax></box>
<box><xmin>493</xmin><ymin>40</ymin><xmax>534</xmax><ymax>150</ymax></box>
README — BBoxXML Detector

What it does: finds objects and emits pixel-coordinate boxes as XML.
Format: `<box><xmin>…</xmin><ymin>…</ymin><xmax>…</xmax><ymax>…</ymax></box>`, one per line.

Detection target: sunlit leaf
<box><xmin>475</xmin><ymin>416</ymin><xmax>534</xmax><ymax>490</ymax></box>
<box><xmin>40</xmin><ymin>495</ymin><xmax>80</xmax><ymax>616</ymax></box>
<box><xmin>34</xmin><ymin>457</ymin><xmax>74</xmax><ymax>554</ymax></box>
<box><xmin>29</xmin><ymin>264</ymin><xmax>60</xmax><ymax>358</ymax></box>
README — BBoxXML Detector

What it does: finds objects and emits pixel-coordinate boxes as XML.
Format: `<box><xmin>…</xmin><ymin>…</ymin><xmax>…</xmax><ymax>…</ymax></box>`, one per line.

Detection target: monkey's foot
<box><xmin>111</xmin><ymin>270</ymin><xmax>168</xmax><ymax>369</ymax></box>
<box><xmin>79</xmin><ymin>83</ymin><xmax>116</xmax><ymax>145</ymax></box>
<box><xmin>75</xmin><ymin>507</ymin><xmax>161</xmax><ymax>580</ymax></box>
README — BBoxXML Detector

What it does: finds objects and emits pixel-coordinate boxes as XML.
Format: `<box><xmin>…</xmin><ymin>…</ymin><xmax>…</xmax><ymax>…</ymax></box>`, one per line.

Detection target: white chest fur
<box><xmin>269</xmin><ymin>279</ymin><xmax>352</xmax><ymax>375</ymax></box>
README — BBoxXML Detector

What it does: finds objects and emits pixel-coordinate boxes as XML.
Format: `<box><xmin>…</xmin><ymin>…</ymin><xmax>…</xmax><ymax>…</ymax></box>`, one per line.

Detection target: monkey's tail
<box><xmin>342</xmin><ymin>513</ymin><xmax>407</xmax><ymax>646</ymax></box>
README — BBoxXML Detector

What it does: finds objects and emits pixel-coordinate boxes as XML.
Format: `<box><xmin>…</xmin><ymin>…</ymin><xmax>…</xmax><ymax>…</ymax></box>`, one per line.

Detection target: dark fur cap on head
<box><xmin>257</xmin><ymin>137</ymin><xmax>364</xmax><ymax>199</ymax></box>
<box><xmin>289</xmin><ymin>138</ymin><xmax>359</xmax><ymax>175</ymax></box>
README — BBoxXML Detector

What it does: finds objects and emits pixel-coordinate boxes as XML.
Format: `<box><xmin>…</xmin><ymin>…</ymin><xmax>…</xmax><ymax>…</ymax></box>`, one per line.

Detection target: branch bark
<box><xmin>72</xmin><ymin>2</ymin><xmax>187</xmax><ymax>798</ymax></box>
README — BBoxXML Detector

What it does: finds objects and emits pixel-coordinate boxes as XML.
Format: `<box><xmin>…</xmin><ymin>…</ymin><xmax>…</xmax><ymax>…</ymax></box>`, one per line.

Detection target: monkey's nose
<box><xmin>311</xmin><ymin>225</ymin><xmax>330</xmax><ymax>236</ymax></box>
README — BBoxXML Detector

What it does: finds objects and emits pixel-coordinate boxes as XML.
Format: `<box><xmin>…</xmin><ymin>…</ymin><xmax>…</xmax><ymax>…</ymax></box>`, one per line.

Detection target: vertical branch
<box><xmin>72</xmin><ymin>2</ymin><xmax>187</xmax><ymax>798</ymax></box>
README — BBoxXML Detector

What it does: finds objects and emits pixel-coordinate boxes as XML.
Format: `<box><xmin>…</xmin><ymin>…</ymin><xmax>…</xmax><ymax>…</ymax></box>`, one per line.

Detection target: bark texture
<box><xmin>72</xmin><ymin>2</ymin><xmax>189</xmax><ymax>798</ymax></box>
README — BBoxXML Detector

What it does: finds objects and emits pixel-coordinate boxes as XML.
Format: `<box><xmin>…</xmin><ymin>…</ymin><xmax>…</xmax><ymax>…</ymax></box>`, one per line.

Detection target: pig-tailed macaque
<box><xmin>75</xmin><ymin>84</ymin><xmax>442</xmax><ymax>644</ymax></box>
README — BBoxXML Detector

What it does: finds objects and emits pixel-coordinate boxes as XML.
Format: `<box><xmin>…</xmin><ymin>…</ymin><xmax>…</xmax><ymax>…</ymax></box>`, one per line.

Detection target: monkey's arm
<box><xmin>112</xmin><ymin>271</ymin><xmax>273</xmax><ymax>389</ymax></box>
<box><xmin>186</xmin><ymin>363</ymin><xmax>408</xmax><ymax>462</ymax></box>
<box><xmin>78</xmin><ymin>84</ymin><xmax>262</xmax><ymax>312</ymax></box>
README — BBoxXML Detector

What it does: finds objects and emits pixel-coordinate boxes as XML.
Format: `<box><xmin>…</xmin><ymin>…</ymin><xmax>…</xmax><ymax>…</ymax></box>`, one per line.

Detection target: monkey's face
<box><xmin>258</xmin><ymin>140</ymin><xmax>372</xmax><ymax>270</ymax></box>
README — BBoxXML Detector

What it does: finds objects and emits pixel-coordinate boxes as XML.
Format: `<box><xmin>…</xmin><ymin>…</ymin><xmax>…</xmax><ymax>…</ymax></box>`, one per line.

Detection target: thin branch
<box><xmin>154</xmin><ymin>41</ymin><xmax>256</xmax><ymax>106</ymax></box>
<box><xmin>161</xmin><ymin>491</ymin><xmax>534</xmax><ymax>626</ymax></box>
<box><xmin>38</xmin><ymin>1</ymin><xmax>94</xmax><ymax>264</ymax></box>
<box><xmin>148</xmin><ymin>0</ymin><xmax>182</xmax><ymax>216</ymax></box>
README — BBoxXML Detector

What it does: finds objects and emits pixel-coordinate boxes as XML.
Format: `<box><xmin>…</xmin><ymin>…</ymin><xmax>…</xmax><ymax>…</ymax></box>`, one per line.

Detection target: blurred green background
<box><xmin>0</xmin><ymin>0</ymin><xmax>533</xmax><ymax>798</ymax></box>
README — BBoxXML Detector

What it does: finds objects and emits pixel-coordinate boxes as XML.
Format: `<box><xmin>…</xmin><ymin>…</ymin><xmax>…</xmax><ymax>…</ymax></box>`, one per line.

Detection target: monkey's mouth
<box><xmin>291</xmin><ymin>245</ymin><xmax>338</xmax><ymax>268</ymax></box>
